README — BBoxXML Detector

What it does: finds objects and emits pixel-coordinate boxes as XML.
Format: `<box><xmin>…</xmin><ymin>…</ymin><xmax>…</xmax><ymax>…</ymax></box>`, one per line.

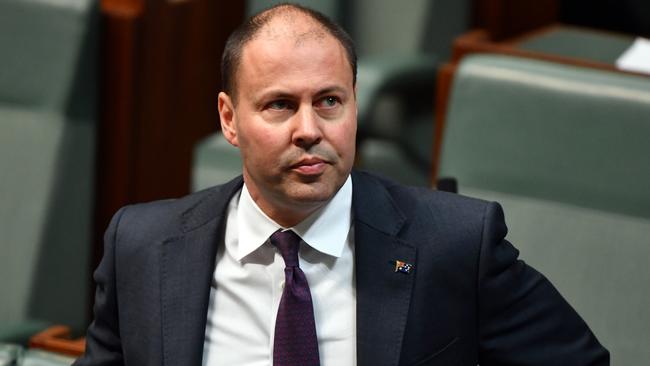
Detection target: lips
<box><xmin>290</xmin><ymin>156</ymin><xmax>328</xmax><ymax>175</ymax></box>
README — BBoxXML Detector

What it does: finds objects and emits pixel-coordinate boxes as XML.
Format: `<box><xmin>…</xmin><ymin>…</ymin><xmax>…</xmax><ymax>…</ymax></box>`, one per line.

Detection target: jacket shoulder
<box><xmin>354</xmin><ymin>170</ymin><xmax>492</xmax><ymax>223</ymax></box>
<box><xmin>112</xmin><ymin>176</ymin><xmax>243</xmax><ymax>242</ymax></box>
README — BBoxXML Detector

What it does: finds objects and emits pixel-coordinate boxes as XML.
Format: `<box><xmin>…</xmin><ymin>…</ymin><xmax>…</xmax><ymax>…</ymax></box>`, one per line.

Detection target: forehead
<box><xmin>257</xmin><ymin>12</ymin><xmax>328</xmax><ymax>42</ymax></box>
<box><xmin>235</xmin><ymin>16</ymin><xmax>353</xmax><ymax>97</ymax></box>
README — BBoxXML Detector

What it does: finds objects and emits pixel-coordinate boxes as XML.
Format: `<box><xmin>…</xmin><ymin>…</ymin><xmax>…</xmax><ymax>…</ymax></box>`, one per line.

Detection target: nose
<box><xmin>292</xmin><ymin>106</ymin><xmax>323</xmax><ymax>149</ymax></box>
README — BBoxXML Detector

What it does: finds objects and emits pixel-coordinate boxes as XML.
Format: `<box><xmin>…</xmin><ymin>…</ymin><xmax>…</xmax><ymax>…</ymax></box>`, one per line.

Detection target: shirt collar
<box><xmin>236</xmin><ymin>175</ymin><xmax>353</xmax><ymax>261</ymax></box>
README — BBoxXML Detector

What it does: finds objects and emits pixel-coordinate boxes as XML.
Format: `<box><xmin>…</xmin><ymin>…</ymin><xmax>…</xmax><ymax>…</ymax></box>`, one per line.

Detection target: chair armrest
<box><xmin>29</xmin><ymin>325</ymin><xmax>85</xmax><ymax>358</ymax></box>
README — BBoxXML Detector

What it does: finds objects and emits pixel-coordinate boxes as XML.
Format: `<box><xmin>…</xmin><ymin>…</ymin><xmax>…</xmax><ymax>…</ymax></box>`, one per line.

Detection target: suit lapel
<box><xmin>352</xmin><ymin>172</ymin><xmax>417</xmax><ymax>366</ymax></box>
<box><xmin>158</xmin><ymin>172</ymin><xmax>416</xmax><ymax>365</ymax></box>
<box><xmin>160</xmin><ymin>177</ymin><xmax>243</xmax><ymax>366</ymax></box>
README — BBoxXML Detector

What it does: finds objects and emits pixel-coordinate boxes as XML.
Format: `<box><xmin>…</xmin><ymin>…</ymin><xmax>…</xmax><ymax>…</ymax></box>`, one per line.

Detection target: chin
<box><xmin>285</xmin><ymin>182</ymin><xmax>337</xmax><ymax>206</ymax></box>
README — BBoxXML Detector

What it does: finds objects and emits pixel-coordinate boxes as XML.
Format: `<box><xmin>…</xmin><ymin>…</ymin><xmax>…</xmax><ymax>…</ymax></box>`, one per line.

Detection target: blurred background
<box><xmin>1</xmin><ymin>0</ymin><xmax>649</xmax><ymax>364</ymax></box>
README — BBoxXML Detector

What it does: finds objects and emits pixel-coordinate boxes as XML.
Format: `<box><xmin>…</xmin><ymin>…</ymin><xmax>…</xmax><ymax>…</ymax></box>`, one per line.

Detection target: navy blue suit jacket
<box><xmin>75</xmin><ymin>170</ymin><xmax>609</xmax><ymax>365</ymax></box>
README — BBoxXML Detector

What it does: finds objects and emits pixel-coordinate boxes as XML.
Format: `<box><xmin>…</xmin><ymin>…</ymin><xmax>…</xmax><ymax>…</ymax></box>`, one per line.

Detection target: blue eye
<box><xmin>320</xmin><ymin>96</ymin><xmax>339</xmax><ymax>108</ymax></box>
<box><xmin>268</xmin><ymin>100</ymin><xmax>290</xmax><ymax>110</ymax></box>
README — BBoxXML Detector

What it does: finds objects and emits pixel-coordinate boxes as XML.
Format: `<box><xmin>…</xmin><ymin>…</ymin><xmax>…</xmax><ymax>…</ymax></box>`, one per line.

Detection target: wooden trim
<box><xmin>451</xmin><ymin>25</ymin><xmax>649</xmax><ymax>79</ymax></box>
<box><xmin>29</xmin><ymin>325</ymin><xmax>86</xmax><ymax>357</ymax></box>
<box><xmin>101</xmin><ymin>0</ymin><xmax>145</xmax><ymax>17</ymax></box>
<box><xmin>430</xmin><ymin>63</ymin><xmax>457</xmax><ymax>185</ymax></box>
<box><xmin>94</xmin><ymin>0</ymin><xmax>145</xmax><ymax>280</ymax></box>
<box><xmin>451</xmin><ymin>29</ymin><xmax>491</xmax><ymax>63</ymax></box>
<box><xmin>92</xmin><ymin>0</ymin><xmax>244</xmax><ymax>320</ymax></box>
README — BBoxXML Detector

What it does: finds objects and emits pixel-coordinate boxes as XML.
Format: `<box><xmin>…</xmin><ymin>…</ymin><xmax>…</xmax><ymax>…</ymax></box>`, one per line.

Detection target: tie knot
<box><xmin>270</xmin><ymin>229</ymin><xmax>301</xmax><ymax>267</ymax></box>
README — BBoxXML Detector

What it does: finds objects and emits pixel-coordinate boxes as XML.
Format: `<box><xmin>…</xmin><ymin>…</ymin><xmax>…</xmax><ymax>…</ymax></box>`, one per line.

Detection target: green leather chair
<box><xmin>0</xmin><ymin>343</ymin><xmax>75</xmax><ymax>366</ymax></box>
<box><xmin>515</xmin><ymin>26</ymin><xmax>635</xmax><ymax>65</ymax></box>
<box><xmin>354</xmin><ymin>0</ymin><xmax>471</xmax><ymax>186</ymax></box>
<box><xmin>192</xmin><ymin>133</ymin><xmax>243</xmax><ymax>192</ymax></box>
<box><xmin>0</xmin><ymin>0</ymin><xmax>99</xmax><ymax>343</ymax></box>
<box><xmin>438</xmin><ymin>54</ymin><xmax>650</xmax><ymax>365</ymax></box>
<box><xmin>19</xmin><ymin>349</ymin><xmax>76</xmax><ymax>366</ymax></box>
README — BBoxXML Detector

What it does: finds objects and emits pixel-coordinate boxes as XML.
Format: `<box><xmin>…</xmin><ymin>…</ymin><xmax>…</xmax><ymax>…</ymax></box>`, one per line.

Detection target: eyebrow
<box><xmin>315</xmin><ymin>86</ymin><xmax>348</xmax><ymax>98</ymax></box>
<box><xmin>257</xmin><ymin>85</ymin><xmax>349</xmax><ymax>101</ymax></box>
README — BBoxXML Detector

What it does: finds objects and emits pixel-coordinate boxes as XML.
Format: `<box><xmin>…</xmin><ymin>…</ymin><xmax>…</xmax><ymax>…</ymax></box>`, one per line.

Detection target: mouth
<box><xmin>290</xmin><ymin>156</ymin><xmax>329</xmax><ymax>176</ymax></box>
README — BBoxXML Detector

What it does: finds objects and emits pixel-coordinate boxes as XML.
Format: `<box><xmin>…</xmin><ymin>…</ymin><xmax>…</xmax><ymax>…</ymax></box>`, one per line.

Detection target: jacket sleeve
<box><xmin>477</xmin><ymin>202</ymin><xmax>610</xmax><ymax>365</ymax></box>
<box><xmin>73</xmin><ymin>207</ymin><xmax>126</xmax><ymax>366</ymax></box>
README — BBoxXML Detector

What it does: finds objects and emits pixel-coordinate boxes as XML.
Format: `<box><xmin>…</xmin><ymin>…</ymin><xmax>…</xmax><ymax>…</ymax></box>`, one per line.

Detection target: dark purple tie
<box><xmin>270</xmin><ymin>229</ymin><xmax>320</xmax><ymax>366</ymax></box>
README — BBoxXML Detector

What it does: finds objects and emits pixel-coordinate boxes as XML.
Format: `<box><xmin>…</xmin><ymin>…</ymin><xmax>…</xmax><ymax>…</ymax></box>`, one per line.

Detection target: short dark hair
<box><xmin>221</xmin><ymin>3</ymin><xmax>357</xmax><ymax>102</ymax></box>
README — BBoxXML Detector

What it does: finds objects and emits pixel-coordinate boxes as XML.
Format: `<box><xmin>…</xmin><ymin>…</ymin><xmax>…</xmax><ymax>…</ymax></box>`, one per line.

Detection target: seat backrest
<box><xmin>420</xmin><ymin>0</ymin><xmax>472</xmax><ymax>60</ymax></box>
<box><xmin>0</xmin><ymin>0</ymin><xmax>98</xmax><ymax>335</ymax></box>
<box><xmin>0</xmin><ymin>0</ymin><xmax>97</xmax><ymax>113</ymax></box>
<box><xmin>462</xmin><ymin>187</ymin><xmax>650</xmax><ymax>366</ymax></box>
<box><xmin>438</xmin><ymin>54</ymin><xmax>650</xmax><ymax>365</ymax></box>
<box><xmin>439</xmin><ymin>54</ymin><xmax>650</xmax><ymax>218</ymax></box>
<box><xmin>192</xmin><ymin>133</ymin><xmax>242</xmax><ymax>192</ymax></box>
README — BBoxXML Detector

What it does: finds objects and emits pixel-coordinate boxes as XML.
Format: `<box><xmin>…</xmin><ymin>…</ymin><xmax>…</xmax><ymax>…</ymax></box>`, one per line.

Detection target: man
<box><xmin>75</xmin><ymin>4</ymin><xmax>609</xmax><ymax>366</ymax></box>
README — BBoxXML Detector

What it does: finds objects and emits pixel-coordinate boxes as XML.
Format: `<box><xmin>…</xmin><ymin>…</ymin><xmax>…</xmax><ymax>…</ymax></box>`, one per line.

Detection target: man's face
<box><xmin>218</xmin><ymin>22</ymin><xmax>357</xmax><ymax>226</ymax></box>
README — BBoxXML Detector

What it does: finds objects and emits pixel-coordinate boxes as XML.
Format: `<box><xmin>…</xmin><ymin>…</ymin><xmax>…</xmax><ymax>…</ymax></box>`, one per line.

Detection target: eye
<box><xmin>317</xmin><ymin>96</ymin><xmax>340</xmax><ymax>108</ymax></box>
<box><xmin>267</xmin><ymin>100</ymin><xmax>291</xmax><ymax>110</ymax></box>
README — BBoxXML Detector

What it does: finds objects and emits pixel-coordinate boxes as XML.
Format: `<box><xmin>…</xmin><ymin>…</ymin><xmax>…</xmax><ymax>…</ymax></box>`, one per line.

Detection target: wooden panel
<box><xmin>474</xmin><ymin>0</ymin><xmax>559</xmax><ymax>40</ymax></box>
<box><xmin>97</xmin><ymin>0</ymin><xmax>143</xmax><ymax>244</ymax></box>
<box><xmin>94</xmin><ymin>0</ymin><xmax>244</xmax><ymax>273</ymax></box>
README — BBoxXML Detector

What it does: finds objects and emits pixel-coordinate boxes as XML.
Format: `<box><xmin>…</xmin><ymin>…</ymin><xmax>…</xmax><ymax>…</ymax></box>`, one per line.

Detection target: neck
<box><xmin>244</xmin><ymin>184</ymin><xmax>325</xmax><ymax>228</ymax></box>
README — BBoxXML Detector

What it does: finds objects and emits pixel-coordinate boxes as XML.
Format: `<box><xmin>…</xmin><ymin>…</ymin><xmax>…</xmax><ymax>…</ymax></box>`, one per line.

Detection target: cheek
<box><xmin>326</xmin><ymin>122</ymin><xmax>357</xmax><ymax>161</ymax></box>
<box><xmin>239</xmin><ymin>124</ymin><xmax>286</xmax><ymax>161</ymax></box>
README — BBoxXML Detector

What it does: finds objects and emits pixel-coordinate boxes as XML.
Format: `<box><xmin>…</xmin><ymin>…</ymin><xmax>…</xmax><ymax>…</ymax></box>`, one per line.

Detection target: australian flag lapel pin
<box><xmin>394</xmin><ymin>260</ymin><xmax>413</xmax><ymax>274</ymax></box>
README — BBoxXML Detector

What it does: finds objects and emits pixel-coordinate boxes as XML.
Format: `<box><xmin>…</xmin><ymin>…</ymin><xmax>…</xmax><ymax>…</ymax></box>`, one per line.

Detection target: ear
<box><xmin>218</xmin><ymin>92</ymin><xmax>239</xmax><ymax>147</ymax></box>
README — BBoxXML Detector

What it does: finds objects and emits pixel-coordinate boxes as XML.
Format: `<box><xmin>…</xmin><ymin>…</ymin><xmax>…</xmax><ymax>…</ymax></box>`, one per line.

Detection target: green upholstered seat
<box><xmin>354</xmin><ymin>55</ymin><xmax>437</xmax><ymax>186</ymax></box>
<box><xmin>516</xmin><ymin>26</ymin><xmax>634</xmax><ymax>65</ymax></box>
<box><xmin>192</xmin><ymin>133</ymin><xmax>242</xmax><ymax>192</ymax></box>
<box><xmin>440</xmin><ymin>55</ymin><xmax>650</xmax><ymax>218</ymax></box>
<box><xmin>20</xmin><ymin>349</ymin><xmax>76</xmax><ymax>366</ymax></box>
<box><xmin>354</xmin><ymin>0</ymin><xmax>472</xmax><ymax>185</ymax></box>
<box><xmin>438</xmin><ymin>54</ymin><xmax>650</xmax><ymax>365</ymax></box>
<box><xmin>463</xmin><ymin>188</ymin><xmax>650</xmax><ymax>365</ymax></box>
<box><xmin>0</xmin><ymin>0</ymin><xmax>98</xmax><ymax>342</ymax></box>
<box><xmin>0</xmin><ymin>343</ymin><xmax>76</xmax><ymax>366</ymax></box>
<box><xmin>0</xmin><ymin>343</ymin><xmax>23</xmax><ymax>365</ymax></box>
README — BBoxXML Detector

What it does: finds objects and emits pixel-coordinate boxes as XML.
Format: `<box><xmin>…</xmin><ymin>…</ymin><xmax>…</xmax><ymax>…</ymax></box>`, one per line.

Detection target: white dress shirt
<box><xmin>202</xmin><ymin>176</ymin><xmax>356</xmax><ymax>366</ymax></box>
